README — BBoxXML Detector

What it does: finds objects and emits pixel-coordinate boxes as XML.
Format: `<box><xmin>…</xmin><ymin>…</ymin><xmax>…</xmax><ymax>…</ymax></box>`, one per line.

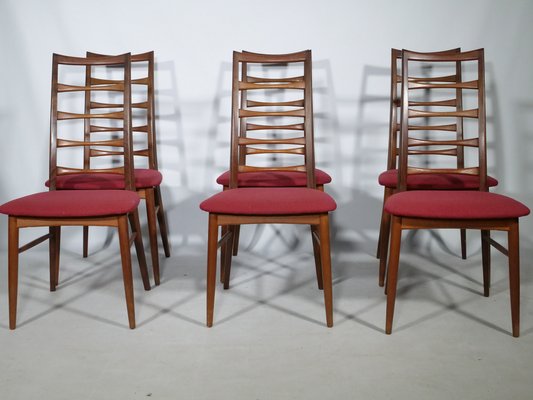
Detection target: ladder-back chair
<box><xmin>383</xmin><ymin>49</ymin><xmax>529</xmax><ymax>336</ymax></box>
<box><xmin>46</xmin><ymin>51</ymin><xmax>170</xmax><ymax>286</ymax></box>
<box><xmin>200</xmin><ymin>50</ymin><xmax>336</xmax><ymax>327</ymax></box>
<box><xmin>0</xmin><ymin>53</ymin><xmax>151</xmax><ymax>329</ymax></box>
<box><xmin>377</xmin><ymin>48</ymin><xmax>498</xmax><ymax>280</ymax></box>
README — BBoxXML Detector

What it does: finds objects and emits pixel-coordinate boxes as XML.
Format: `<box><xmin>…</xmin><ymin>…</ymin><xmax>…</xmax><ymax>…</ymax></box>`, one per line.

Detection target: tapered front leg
<box><xmin>481</xmin><ymin>230</ymin><xmax>491</xmax><ymax>297</ymax></box>
<box><xmin>319</xmin><ymin>215</ymin><xmax>333</xmax><ymax>327</ymax></box>
<box><xmin>8</xmin><ymin>216</ymin><xmax>19</xmax><ymax>330</ymax></box>
<box><xmin>508</xmin><ymin>220</ymin><xmax>520</xmax><ymax>337</ymax></box>
<box><xmin>118</xmin><ymin>215</ymin><xmax>136</xmax><ymax>329</ymax></box>
<box><xmin>206</xmin><ymin>214</ymin><xmax>219</xmax><ymax>327</ymax></box>
<box><xmin>49</xmin><ymin>226</ymin><xmax>61</xmax><ymax>291</ymax></box>
<box><xmin>385</xmin><ymin>216</ymin><xmax>402</xmax><ymax>334</ymax></box>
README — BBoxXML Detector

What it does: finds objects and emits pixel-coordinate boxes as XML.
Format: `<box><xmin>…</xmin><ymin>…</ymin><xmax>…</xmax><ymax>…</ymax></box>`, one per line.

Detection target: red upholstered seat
<box><xmin>200</xmin><ymin>187</ymin><xmax>337</xmax><ymax>215</ymax></box>
<box><xmin>378</xmin><ymin>169</ymin><xmax>498</xmax><ymax>190</ymax></box>
<box><xmin>0</xmin><ymin>190</ymin><xmax>140</xmax><ymax>218</ymax></box>
<box><xmin>46</xmin><ymin>169</ymin><xmax>162</xmax><ymax>190</ymax></box>
<box><xmin>385</xmin><ymin>190</ymin><xmax>530</xmax><ymax>220</ymax></box>
<box><xmin>216</xmin><ymin>169</ymin><xmax>332</xmax><ymax>187</ymax></box>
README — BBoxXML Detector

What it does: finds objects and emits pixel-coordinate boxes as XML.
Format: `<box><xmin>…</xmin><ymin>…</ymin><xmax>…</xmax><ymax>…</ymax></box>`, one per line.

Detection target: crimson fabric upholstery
<box><xmin>378</xmin><ymin>169</ymin><xmax>498</xmax><ymax>190</ymax></box>
<box><xmin>216</xmin><ymin>169</ymin><xmax>332</xmax><ymax>187</ymax></box>
<box><xmin>0</xmin><ymin>190</ymin><xmax>140</xmax><ymax>218</ymax></box>
<box><xmin>45</xmin><ymin>169</ymin><xmax>162</xmax><ymax>190</ymax></box>
<box><xmin>385</xmin><ymin>190</ymin><xmax>530</xmax><ymax>220</ymax></box>
<box><xmin>200</xmin><ymin>187</ymin><xmax>337</xmax><ymax>215</ymax></box>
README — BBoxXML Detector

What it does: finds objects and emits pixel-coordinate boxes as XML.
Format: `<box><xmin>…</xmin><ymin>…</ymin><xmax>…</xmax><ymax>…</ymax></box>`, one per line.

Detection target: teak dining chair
<box><xmin>376</xmin><ymin>48</ymin><xmax>498</xmax><ymax>281</ymax></box>
<box><xmin>46</xmin><ymin>51</ymin><xmax>170</xmax><ymax>286</ymax></box>
<box><xmin>0</xmin><ymin>53</ymin><xmax>151</xmax><ymax>329</ymax></box>
<box><xmin>215</xmin><ymin>50</ymin><xmax>332</xmax><ymax>273</ymax></box>
<box><xmin>200</xmin><ymin>50</ymin><xmax>336</xmax><ymax>327</ymax></box>
<box><xmin>383</xmin><ymin>49</ymin><xmax>530</xmax><ymax>336</ymax></box>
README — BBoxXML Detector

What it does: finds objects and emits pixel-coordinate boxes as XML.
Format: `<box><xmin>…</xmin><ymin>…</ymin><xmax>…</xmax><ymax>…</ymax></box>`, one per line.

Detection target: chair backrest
<box><xmin>85</xmin><ymin>51</ymin><xmax>158</xmax><ymax>171</ymax></box>
<box><xmin>229</xmin><ymin>50</ymin><xmax>316</xmax><ymax>189</ymax></box>
<box><xmin>387</xmin><ymin>48</ymin><xmax>463</xmax><ymax>172</ymax></box>
<box><xmin>49</xmin><ymin>53</ymin><xmax>134</xmax><ymax>190</ymax></box>
<box><xmin>398</xmin><ymin>48</ymin><xmax>487</xmax><ymax>191</ymax></box>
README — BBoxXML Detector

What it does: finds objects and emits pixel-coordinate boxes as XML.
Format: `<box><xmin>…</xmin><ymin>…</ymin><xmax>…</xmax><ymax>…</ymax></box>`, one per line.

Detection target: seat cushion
<box><xmin>378</xmin><ymin>169</ymin><xmax>498</xmax><ymax>190</ymax></box>
<box><xmin>0</xmin><ymin>190</ymin><xmax>140</xmax><ymax>218</ymax></box>
<box><xmin>216</xmin><ymin>169</ymin><xmax>332</xmax><ymax>187</ymax></box>
<box><xmin>385</xmin><ymin>190</ymin><xmax>530</xmax><ymax>219</ymax></box>
<box><xmin>46</xmin><ymin>169</ymin><xmax>163</xmax><ymax>190</ymax></box>
<box><xmin>200</xmin><ymin>187</ymin><xmax>337</xmax><ymax>215</ymax></box>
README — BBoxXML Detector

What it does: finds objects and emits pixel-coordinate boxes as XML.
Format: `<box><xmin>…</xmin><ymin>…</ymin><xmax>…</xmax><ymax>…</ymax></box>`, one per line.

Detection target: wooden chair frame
<box><xmin>79</xmin><ymin>51</ymin><xmax>170</xmax><ymax>286</ymax></box>
<box><xmin>383</xmin><ymin>49</ymin><xmax>523</xmax><ymax>336</ymax></box>
<box><xmin>376</xmin><ymin>48</ymin><xmax>471</xmax><ymax>275</ymax></box>
<box><xmin>7</xmin><ymin>53</ymin><xmax>150</xmax><ymax>329</ymax></box>
<box><xmin>204</xmin><ymin>50</ymin><xmax>334</xmax><ymax>327</ymax></box>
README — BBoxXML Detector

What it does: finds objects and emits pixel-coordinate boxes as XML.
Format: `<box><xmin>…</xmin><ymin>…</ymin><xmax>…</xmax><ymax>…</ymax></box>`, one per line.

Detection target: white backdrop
<box><xmin>1</xmin><ymin>0</ymin><xmax>532</xmax><ymax>250</ymax></box>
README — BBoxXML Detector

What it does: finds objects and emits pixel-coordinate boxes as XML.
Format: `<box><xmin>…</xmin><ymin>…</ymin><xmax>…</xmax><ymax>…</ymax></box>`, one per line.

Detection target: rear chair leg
<box><xmin>128</xmin><ymin>210</ymin><xmax>151</xmax><ymax>291</ymax></box>
<box><xmin>145</xmin><ymin>188</ymin><xmax>160</xmax><ymax>285</ymax></box>
<box><xmin>310</xmin><ymin>225</ymin><xmax>323</xmax><ymax>290</ymax></box>
<box><xmin>154</xmin><ymin>186</ymin><xmax>171</xmax><ymax>258</ymax></box>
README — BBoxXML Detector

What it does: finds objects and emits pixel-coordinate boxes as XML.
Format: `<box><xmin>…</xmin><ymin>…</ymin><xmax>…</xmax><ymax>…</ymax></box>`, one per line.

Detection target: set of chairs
<box><xmin>0</xmin><ymin>48</ymin><xmax>529</xmax><ymax>337</ymax></box>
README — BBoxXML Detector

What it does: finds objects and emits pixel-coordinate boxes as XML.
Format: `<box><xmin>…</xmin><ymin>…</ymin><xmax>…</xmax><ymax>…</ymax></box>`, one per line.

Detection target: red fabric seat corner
<box><xmin>385</xmin><ymin>190</ymin><xmax>530</xmax><ymax>220</ymax></box>
<box><xmin>45</xmin><ymin>169</ymin><xmax>163</xmax><ymax>190</ymax></box>
<box><xmin>216</xmin><ymin>169</ymin><xmax>332</xmax><ymax>187</ymax></box>
<box><xmin>0</xmin><ymin>190</ymin><xmax>141</xmax><ymax>218</ymax></box>
<box><xmin>378</xmin><ymin>169</ymin><xmax>498</xmax><ymax>190</ymax></box>
<box><xmin>200</xmin><ymin>187</ymin><xmax>337</xmax><ymax>215</ymax></box>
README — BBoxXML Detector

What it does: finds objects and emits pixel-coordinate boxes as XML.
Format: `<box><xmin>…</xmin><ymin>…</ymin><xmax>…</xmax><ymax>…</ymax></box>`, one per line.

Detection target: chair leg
<box><xmin>8</xmin><ymin>217</ymin><xmax>19</xmax><ymax>330</ymax></box>
<box><xmin>117</xmin><ymin>215</ymin><xmax>136</xmax><ymax>329</ymax></box>
<box><xmin>318</xmin><ymin>215</ymin><xmax>333</xmax><ymax>328</ymax></box>
<box><xmin>232</xmin><ymin>225</ymin><xmax>241</xmax><ymax>256</ymax></box>
<box><xmin>385</xmin><ymin>216</ymin><xmax>402</xmax><ymax>334</ymax></box>
<box><xmin>49</xmin><ymin>226</ymin><xmax>61</xmax><ymax>291</ymax></box>
<box><xmin>222</xmin><ymin>226</ymin><xmax>234</xmax><ymax>290</ymax></box>
<box><xmin>154</xmin><ymin>186</ymin><xmax>171</xmax><ymax>258</ymax></box>
<box><xmin>206</xmin><ymin>214</ymin><xmax>219</xmax><ymax>327</ymax></box>
<box><xmin>481</xmin><ymin>230</ymin><xmax>491</xmax><ymax>297</ymax></box>
<box><xmin>82</xmin><ymin>226</ymin><xmax>89</xmax><ymax>258</ymax></box>
<box><xmin>145</xmin><ymin>188</ymin><xmax>160</xmax><ymax>285</ymax></box>
<box><xmin>128</xmin><ymin>210</ymin><xmax>151</xmax><ymax>291</ymax></box>
<box><xmin>310</xmin><ymin>225</ymin><xmax>323</xmax><ymax>290</ymax></box>
<box><xmin>508</xmin><ymin>220</ymin><xmax>520</xmax><ymax>337</ymax></box>
<box><xmin>377</xmin><ymin>187</ymin><xmax>393</xmax><ymax>259</ymax></box>
<box><xmin>379</xmin><ymin>209</ymin><xmax>392</xmax><ymax>288</ymax></box>
<box><xmin>460</xmin><ymin>229</ymin><xmax>467</xmax><ymax>259</ymax></box>
<box><xmin>220</xmin><ymin>225</ymin><xmax>227</xmax><ymax>284</ymax></box>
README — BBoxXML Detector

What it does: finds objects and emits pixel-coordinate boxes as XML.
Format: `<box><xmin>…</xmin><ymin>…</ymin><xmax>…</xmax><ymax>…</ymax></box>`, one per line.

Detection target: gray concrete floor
<box><xmin>1</xmin><ymin>225</ymin><xmax>532</xmax><ymax>399</ymax></box>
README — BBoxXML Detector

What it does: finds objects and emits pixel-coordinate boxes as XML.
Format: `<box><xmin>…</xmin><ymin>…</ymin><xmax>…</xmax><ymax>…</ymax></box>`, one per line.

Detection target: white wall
<box><xmin>1</xmin><ymin>0</ymin><xmax>532</xmax><ymax>250</ymax></box>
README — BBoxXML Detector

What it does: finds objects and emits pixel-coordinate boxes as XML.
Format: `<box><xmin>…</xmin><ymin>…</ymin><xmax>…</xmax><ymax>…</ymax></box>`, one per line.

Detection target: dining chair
<box><xmin>383</xmin><ymin>49</ymin><xmax>530</xmax><ymax>336</ymax></box>
<box><xmin>46</xmin><ymin>51</ymin><xmax>170</xmax><ymax>286</ymax></box>
<box><xmin>215</xmin><ymin>50</ymin><xmax>332</xmax><ymax>281</ymax></box>
<box><xmin>0</xmin><ymin>53</ymin><xmax>151</xmax><ymax>329</ymax></box>
<box><xmin>200</xmin><ymin>50</ymin><xmax>336</xmax><ymax>327</ymax></box>
<box><xmin>377</xmin><ymin>48</ymin><xmax>499</xmax><ymax>286</ymax></box>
